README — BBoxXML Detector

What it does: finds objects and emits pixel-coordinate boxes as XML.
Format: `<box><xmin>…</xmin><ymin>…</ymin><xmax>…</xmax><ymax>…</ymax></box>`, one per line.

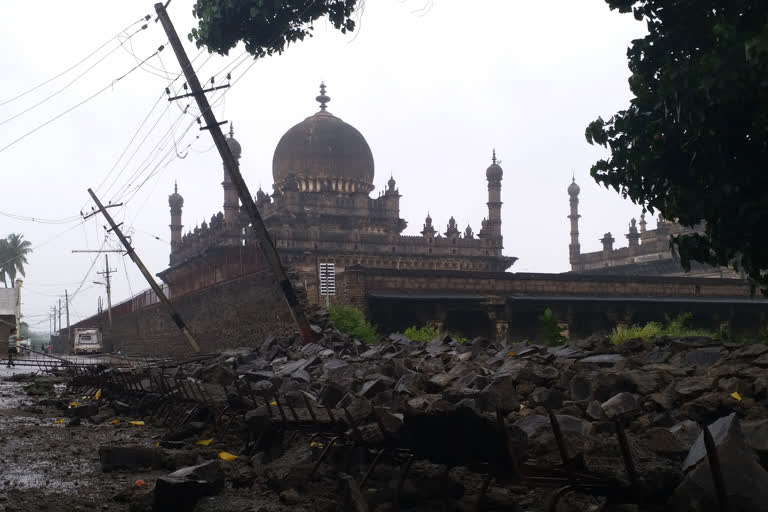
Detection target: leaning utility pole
<box><xmin>85</xmin><ymin>188</ymin><xmax>200</xmax><ymax>353</ymax></box>
<box><xmin>154</xmin><ymin>3</ymin><xmax>315</xmax><ymax>344</ymax></box>
<box><xmin>96</xmin><ymin>255</ymin><xmax>117</xmax><ymax>327</ymax></box>
<box><xmin>58</xmin><ymin>298</ymin><xmax>62</xmax><ymax>332</ymax></box>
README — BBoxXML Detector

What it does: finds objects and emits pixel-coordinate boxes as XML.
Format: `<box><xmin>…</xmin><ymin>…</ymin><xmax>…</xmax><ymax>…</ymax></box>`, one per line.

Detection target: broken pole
<box><xmin>86</xmin><ymin>188</ymin><xmax>201</xmax><ymax>354</ymax></box>
<box><xmin>154</xmin><ymin>2</ymin><xmax>315</xmax><ymax>344</ymax></box>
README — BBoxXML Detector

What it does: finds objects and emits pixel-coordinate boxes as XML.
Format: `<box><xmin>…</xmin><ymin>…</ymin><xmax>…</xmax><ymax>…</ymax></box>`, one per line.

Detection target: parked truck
<box><xmin>72</xmin><ymin>328</ymin><xmax>103</xmax><ymax>355</ymax></box>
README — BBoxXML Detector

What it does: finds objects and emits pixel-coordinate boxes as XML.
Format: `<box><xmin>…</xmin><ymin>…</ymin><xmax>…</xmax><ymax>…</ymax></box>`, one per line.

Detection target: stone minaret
<box><xmin>223</xmin><ymin>123</ymin><xmax>241</xmax><ymax>224</ymax></box>
<box><xmin>485</xmin><ymin>150</ymin><xmax>503</xmax><ymax>239</ymax></box>
<box><xmin>168</xmin><ymin>182</ymin><xmax>184</xmax><ymax>254</ymax></box>
<box><xmin>568</xmin><ymin>177</ymin><xmax>581</xmax><ymax>264</ymax></box>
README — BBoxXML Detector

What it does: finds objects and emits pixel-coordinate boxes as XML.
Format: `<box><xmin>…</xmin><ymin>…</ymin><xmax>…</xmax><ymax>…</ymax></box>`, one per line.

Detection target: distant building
<box><xmin>566</xmin><ymin>178</ymin><xmax>740</xmax><ymax>278</ymax></box>
<box><xmin>0</xmin><ymin>289</ymin><xmax>17</xmax><ymax>356</ymax></box>
<box><xmin>159</xmin><ymin>84</ymin><xmax>516</xmax><ymax>301</ymax></box>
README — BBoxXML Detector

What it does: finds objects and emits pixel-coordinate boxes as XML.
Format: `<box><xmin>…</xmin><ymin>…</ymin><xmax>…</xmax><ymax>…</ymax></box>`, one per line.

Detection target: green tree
<box><xmin>189</xmin><ymin>0</ymin><xmax>358</xmax><ymax>57</ymax></box>
<box><xmin>537</xmin><ymin>308</ymin><xmax>566</xmax><ymax>346</ymax></box>
<box><xmin>585</xmin><ymin>1</ymin><xmax>768</xmax><ymax>287</ymax></box>
<box><xmin>0</xmin><ymin>234</ymin><xmax>32</xmax><ymax>287</ymax></box>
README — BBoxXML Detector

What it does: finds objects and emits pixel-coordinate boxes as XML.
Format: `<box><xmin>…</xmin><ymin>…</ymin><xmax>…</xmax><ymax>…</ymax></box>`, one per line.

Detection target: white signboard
<box><xmin>319</xmin><ymin>263</ymin><xmax>336</xmax><ymax>296</ymax></box>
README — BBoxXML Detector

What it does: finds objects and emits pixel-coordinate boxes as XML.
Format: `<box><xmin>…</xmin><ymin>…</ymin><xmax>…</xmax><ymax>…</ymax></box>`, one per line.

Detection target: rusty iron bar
<box><xmin>548</xmin><ymin>485</ymin><xmax>576</xmax><ymax>512</ymax></box>
<box><xmin>475</xmin><ymin>473</ymin><xmax>494</xmax><ymax>512</ymax></box>
<box><xmin>547</xmin><ymin>409</ymin><xmax>575</xmax><ymax>483</ymax></box>
<box><xmin>359</xmin><ymin>448</ymin><xmax>388</xmax><ymax>488</ymax></box>
<box><xmin>273</xmin><ymin>394</ymin><xmax>288</xmax><ymax>422</ymax></box>
<box><xmin>700</xmin><ymin>421</ymin><xmax>729</xmax><ymax>512</ymax></box>
<box><xmin>285</xmin><ymin>397</ymin><xmax>300</xmax><ymax>422</ymax></box>
<box><xmin>613</xmin><ymin>418</ymin><xmax>639</xmax><ymax>491</ymax></box>
<box><xmin>302</xmin><ymin>394</ymin><xmax>318</xmax><ymax>422</ymax></box>
<box><xmin>394</xmin><ymin>453</ymin><xmax>415</xmax><ymax>512</ymax></box>
<box><xmin>496</xmin><ymin>406</ymin><xmax>523</xmax><ymax>481</ymax></box>
<box><xmin>343</xmin><ymin>407</ymin><xmax>364</xmax><ymax>444</ymax></box>
<box><xmin>310</xmin><ymin>436</ymin><xmax>342</xmax><ymax>478</ymax></box>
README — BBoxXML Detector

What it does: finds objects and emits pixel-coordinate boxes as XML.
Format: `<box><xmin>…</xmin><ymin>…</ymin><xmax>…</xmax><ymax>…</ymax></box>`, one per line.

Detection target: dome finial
<box><xmin>316</xmin><ymin>82</ymin><xmax>330</xmax><ymax>111</ymax></box>
<box><xmin>174</xmin><ymin>180</ymin><xmax>178</xmax><ymax>194</ymax></box>
<box><xmin>229</xmin><ymin>122</ymin><xmax>234</xmax><ymax>138</ymax></box>
<box><xmin>492</xmin><ymin>148</ymin><xmax>497</xmax><ymax>165</ymax></box>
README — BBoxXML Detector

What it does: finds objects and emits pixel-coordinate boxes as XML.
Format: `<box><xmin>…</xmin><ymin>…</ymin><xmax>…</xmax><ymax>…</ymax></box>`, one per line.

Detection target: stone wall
<box><xmin>67</xmin><ymin>270</ymin><xmax>295</xmax><ymax>358</ymax></box>
<box><xmin>336</xmin><ymin>269</ymin><xmax>755</xmax><ymax>305</ymax></box>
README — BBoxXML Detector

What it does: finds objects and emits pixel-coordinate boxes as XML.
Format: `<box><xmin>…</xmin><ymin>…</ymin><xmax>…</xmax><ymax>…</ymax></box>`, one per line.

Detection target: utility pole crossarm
<box><xmin>86</xmin><ymin>188</ymin><xmax>201</xmax><ymax>353</ymax></box>
<box><xmin>154</xmin><ymin>2</ymin><xmax>315</xmax><ymax>344</ymax></box>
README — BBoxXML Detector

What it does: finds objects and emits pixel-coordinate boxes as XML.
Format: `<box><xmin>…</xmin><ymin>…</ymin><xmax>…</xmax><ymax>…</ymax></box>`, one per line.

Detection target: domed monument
<box><xmin>161</xmin><ymin>84</ymin><xmax>516</xmax><ymax>302</ymax></box>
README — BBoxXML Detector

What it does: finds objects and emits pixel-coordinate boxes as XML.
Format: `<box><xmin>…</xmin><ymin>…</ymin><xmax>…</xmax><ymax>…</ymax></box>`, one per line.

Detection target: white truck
<box><xmin>73</xmin><ymin>328</ymin><xmax>103</xmax><ymax>355</ymax></box>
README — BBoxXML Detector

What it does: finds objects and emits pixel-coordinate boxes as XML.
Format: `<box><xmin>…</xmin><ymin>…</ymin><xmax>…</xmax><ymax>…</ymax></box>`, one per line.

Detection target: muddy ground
<box><xmin>0</xmin><ymin>369</ymin><xmax>385</xmax><ymax>512</ymax></box>
<box><xmin>0</xmin><ymin>368</ymin><xmax>170</xmax><ymax>512</ymax></box>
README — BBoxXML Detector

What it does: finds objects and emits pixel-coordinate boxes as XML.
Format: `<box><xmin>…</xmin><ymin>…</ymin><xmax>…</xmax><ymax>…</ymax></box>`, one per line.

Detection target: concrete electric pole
<box><xmin>154</xmin><ymin>2</ymin><xmax>315</xmax><ymax>344</ymax></box>
<box><xmin>96</xmin><ymin>255</ymin><xmax>117</xmax><ymax>328</ymax></box>
<box><xmin>65</xmin><ymin>289</ymin><xmax>70</xmax><ymax>345</ymax></box>
<box><xmin>85</xmin><ymin>188</ymin><xmax>201</xmax><ymax>353</ymax></box>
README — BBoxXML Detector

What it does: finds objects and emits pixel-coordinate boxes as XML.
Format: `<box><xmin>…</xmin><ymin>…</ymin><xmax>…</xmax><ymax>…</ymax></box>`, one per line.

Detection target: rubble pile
<box><xmin>69</xmin><ymin>313</ymin><xmax>768</xmax><ymax>511</ymax></box>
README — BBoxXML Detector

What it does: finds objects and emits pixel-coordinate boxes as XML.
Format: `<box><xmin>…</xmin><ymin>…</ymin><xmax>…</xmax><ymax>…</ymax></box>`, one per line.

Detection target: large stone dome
<box><xmin>272</xmin><ymin>84</ymin><xmax>375</xmax><ymax>194</ymax></box>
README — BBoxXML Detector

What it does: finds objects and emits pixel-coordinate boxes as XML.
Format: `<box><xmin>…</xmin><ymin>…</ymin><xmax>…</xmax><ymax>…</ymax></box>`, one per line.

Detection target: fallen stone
<box><xmin>586</xmin><ymin>400</ymin><xmax>607</xmax><ymax>421</ymax></box>
<box><xmin>578</xmin><ymin>354</ymin><xmax>626</xmax><ymax>365</ymax></box>
<box><xmin>514</xmin><ymin>414</ymin><xmax>591</xmax><ymax>437</ymax></box>
<box><xmin>601</xmin><ymin>392</ymin><xmax>640</xmax><ymax>418</ymax></box>
<box><xmin>569</xmin><ymin>374</ymin><xmax>592</xmax><ymax>402</ymax></box>
<box><xmin>742</xmin><ymin>419</ymin><xmax>768</xmax><ymax>459</ymax></box>
<box><xmin>717</xmin><ymin>376</ymin><xmax>752</xmax><ymax>397</ymax></box>
<box><xmin>626</xmin><ymin>370</ymin><xmax>663</xmax><ymax>395</ymax></box>
<box><xmin>674</xmin><ymin>376</ymin><xmax>716</xmax><ymax>397</ymax></box>
<box><xmin>476</xmin><ymin>375</ymin><xmax>520</xmax><ymax>414</ymax></box>
<box><xmin>682</xmin><ymin>348</ymin><xmax>722</xmax><ymax>368</ymax></box>
<box><xmin>669</xmin><ymin>420</ymin><xmax>702</xmax><ymax>451</ymax></box>
<box><xmin>645</xmin><ymin>427</ymin><xmax>686</xmax><ymax>456</ymax></box>
<box><xmin>672</xmin><ymin>413</ymin><xmax>768</xmax><ymax>512</ymax></box>
<box><xmin>68</xmin><ymin>403</ymin><xmax>99</xmax><ymax>419</ymax></box>
<box><xmin>531</xmin><ymin>387</ymin><xmax>564</xmax><ymax>410</ymax></box>
<box><xmin>153</xmin><ymin>461</ymin><xmax>224</xmax><ymax>512</ymax></box>
<box><xmin>99</xmin><ymin>445</ymin><xmax>164</xmax><ymax>472</ymax></box>
<box><xmin>670</xmin><ymin>337</ymin><xmax>719</xmax><ymax>352</ymax></box>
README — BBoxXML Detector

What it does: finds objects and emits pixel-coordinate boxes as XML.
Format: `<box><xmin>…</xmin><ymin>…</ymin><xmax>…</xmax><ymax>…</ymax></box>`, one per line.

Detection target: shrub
<box><xmin>329</xmin><ymin>305</ymin><xmax>378</xmax><ymax>344</ymax></box>
<box><xmin>609</xmin><ymin>313</ymin><xmax>716</xmax><ymax>344</ymax></box>
<box><xmin>403</xmin><ymin>325</ymin><xmax>440</xmax><ymax>343</ymax></box>
<box><xmin>537</xmin><ymin>308</ymin><xmax>567</xmax><ymax>346</ymax></box>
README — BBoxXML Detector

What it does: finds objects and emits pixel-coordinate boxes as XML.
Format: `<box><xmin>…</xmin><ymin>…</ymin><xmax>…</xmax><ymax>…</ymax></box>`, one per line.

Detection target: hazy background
<box><xmin>0</xmin><ymin>0</ymin><xmax>648</xmax><ymax>330</ymax></box>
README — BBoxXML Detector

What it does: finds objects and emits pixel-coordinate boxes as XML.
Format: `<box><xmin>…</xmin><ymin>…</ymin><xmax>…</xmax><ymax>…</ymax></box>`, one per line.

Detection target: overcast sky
<box><xmin>0</xmin><ymin>0</ymin><xmax>648</xmax><ymax>330</ymax></box>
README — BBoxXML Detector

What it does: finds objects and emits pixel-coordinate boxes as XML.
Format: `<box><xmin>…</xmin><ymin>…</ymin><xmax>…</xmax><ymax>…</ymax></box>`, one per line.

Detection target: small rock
<box><xmin>279</xmin><ymin>488</ymin><xmax>301</xmax><ymax>505</ymax></box>
<box><xmin>99</xmin><ymin>446</ymin><xmax>164</xmax><ymax>472</ymax></box>
<box><xmin>601</xmin><ymin>392</ymin><xmax>640</xmax><ymax>418</ymax></box>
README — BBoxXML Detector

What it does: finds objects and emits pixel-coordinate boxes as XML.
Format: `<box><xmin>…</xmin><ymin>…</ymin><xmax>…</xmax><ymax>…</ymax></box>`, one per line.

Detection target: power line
<box><xmin>0</xmin><ymin>15</ymin><xmax>150</xmax><ymax>107</ymax></box>
<box><xmin>0</xmin><ymin>45</ymin><xmax>165</xmax><ymax>155</ymax></box>
<box><xmin>0</xmin><ymin>24</ymin><xmax>149</xmax><ymax>128</ymax></box>
<box><xmin>0</xmin><ymin>210</ymin><xmax>81</xmax><ymax>224</ymax></box>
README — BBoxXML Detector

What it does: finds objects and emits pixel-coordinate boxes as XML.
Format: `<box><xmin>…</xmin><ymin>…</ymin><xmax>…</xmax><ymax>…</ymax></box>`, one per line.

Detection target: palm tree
<box><xmin>1</xmin><ymin>234</ymin><xmax>32</xmax><ymax>287</ymax></box>
<box><xmin>0</xmin><ymin>238</ymin><xmax>9</xmax><ymax>287</ymax></box>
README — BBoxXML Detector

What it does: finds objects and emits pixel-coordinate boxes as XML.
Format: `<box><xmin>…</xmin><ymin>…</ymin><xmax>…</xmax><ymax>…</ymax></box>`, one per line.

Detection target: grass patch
<box><xmin>403</xmin><ymin>325</ymin><xmax>440</xmax><ymax>343</ymax></box>
<box><xmin>329</xmin><ymin>305</ymin><xmax>378</xmax><ymax>344</ymax></box>
<box><xmin>609</xmin><ymin>313</ymin><xmax>716</xmax><ymax>344</ymax></box>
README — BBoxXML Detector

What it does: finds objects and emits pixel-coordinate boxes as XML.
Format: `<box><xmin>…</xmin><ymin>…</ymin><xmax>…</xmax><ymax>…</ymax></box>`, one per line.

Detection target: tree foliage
<box><xmin>0</xmin><ymin>233</ymin><xmax>32</xmax><ymax>287</ymax></box>
<box><xmin>586</xmin><ymin>1</ymin><xmax>768</xmax><ymax>286</ymax></box>
<box><xmin>189</xmin><ymin>0</ymin><xmax>358</xmax><ymax>57</ymax></box>
<box><xmin>537</xmin><ymin>308</ymin><xmax>566</xmax><ymax>346</ymax></box>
